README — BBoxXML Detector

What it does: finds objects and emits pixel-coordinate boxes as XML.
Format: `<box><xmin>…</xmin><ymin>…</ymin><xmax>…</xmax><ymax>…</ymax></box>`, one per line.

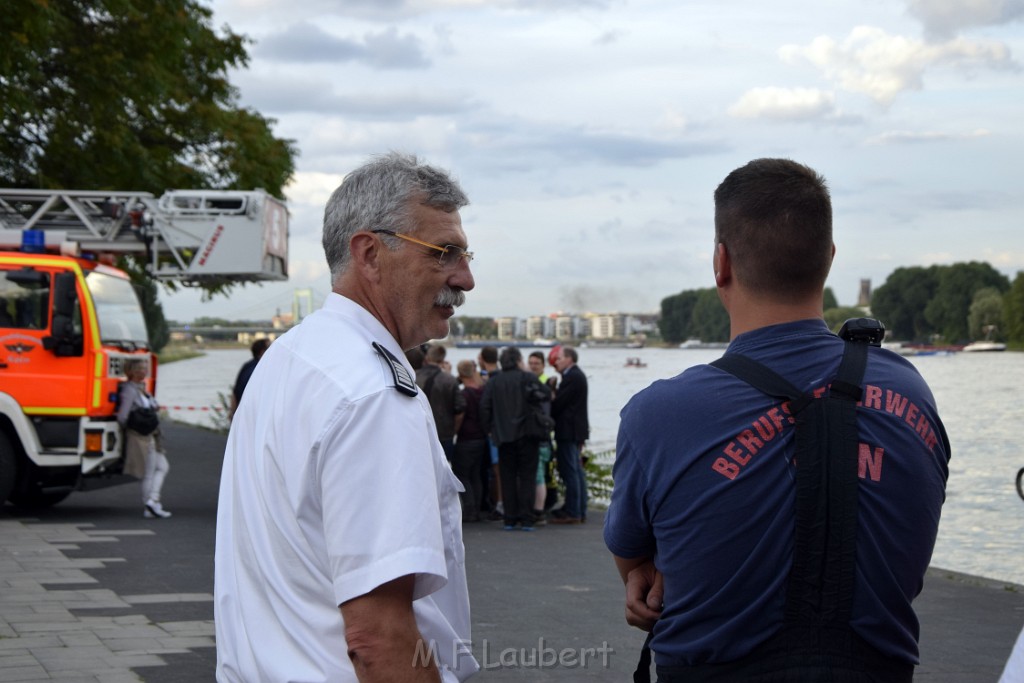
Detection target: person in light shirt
<box><xmin>215</xmin><ymin>152</ymin><xmax>478</xmax><ymax>682</ymax></box>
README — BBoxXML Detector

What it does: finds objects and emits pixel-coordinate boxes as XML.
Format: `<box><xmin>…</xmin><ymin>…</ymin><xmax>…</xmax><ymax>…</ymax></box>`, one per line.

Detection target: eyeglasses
<box><xmin>371</xmin><ymin>229</ymin><xmax>474</xmax><ymax>268</ymax></box>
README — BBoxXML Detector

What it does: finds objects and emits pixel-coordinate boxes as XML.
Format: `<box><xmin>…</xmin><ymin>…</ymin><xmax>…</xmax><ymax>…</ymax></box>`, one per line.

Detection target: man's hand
<box><xmin>625</xmin><ymin>561</ymin><xmax>663</xmax><ymax>632</ymax></box>
<box><xmin>613</xmin><ymin>556</ymin><xmax>663</xmax><ymax>632</ymax></box>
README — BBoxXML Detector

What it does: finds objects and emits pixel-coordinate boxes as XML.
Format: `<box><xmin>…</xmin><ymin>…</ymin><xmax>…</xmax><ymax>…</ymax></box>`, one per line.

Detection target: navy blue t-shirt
<box><xmin>604</xmin><ymin>319</ymin><xmax>950</xmax><ymax>666</ymax></box>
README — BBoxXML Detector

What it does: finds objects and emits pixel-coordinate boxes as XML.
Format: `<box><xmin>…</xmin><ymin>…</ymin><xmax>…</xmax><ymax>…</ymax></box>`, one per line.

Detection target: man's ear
<box><xmin>349</xmin><ymin>232</ymin><xmax>382</xmax><ymax>282</ymax></box>
<box><xmin>714</xmin><ymin>242</ymin><xmax>732</xmax><ymax>287</ymax></box>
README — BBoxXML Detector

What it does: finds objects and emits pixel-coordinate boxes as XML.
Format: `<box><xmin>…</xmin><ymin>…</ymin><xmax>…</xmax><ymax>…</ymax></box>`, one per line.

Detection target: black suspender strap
<box><xmin>709</xmin><ymin>353</ymin><xmax>810</xmax><ymax>412</ymax></box>
<box><xmin>634</xmin><ymin>631</ymin><xmax>654</xmax><ymax>683</ymax></box>
<box><xmin>710</xmin><ymin>341</ymin><xmax>868</xmax><ymax>628</ymax></box>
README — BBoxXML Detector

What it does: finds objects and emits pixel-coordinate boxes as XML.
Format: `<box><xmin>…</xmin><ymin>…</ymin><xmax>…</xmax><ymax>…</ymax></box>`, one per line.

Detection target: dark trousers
<box><xmin>653</xmin><ymin>626</ymin><xmax>913</xmax><ymax>682</ymax></box>
<box><xmin>453</xmin><ymin>438</ymin><xmax>486</xmax><ymax>521</ymax></box>
<box><xmin>439</xmin><ymin>438</ymin><xmax>455</xmax><ymax>463</ymax></box>
<box><xmin>498</xmin><ymin>438</ymin><xmax>540</xmax><ymax>526</ymax></box>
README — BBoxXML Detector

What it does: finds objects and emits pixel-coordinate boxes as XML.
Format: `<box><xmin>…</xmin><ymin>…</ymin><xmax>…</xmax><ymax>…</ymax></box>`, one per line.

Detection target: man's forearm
<box><xmin>342</xmin><ymin>575</ymin><xmax>443</xmax><ymax>682</ymax></box>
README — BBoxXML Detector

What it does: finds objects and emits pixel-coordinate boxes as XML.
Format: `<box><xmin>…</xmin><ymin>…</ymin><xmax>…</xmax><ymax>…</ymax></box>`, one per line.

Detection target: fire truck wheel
<box><xmin>0</xmin><ymin>432</ymin><xmax>17</xmax><ymax>505</ymax></box>
<box><xmin>8</xmin><ymin>485</ymin><xmax>72</xmax><ymax>509</ymax></box>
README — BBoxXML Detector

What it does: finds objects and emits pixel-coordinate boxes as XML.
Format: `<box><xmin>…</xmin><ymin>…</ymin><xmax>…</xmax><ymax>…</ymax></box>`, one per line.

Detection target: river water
<box><xmin>158</xmin><ymin>344</ymin><xmax>1024</xmax><ymax>586</ymax></box>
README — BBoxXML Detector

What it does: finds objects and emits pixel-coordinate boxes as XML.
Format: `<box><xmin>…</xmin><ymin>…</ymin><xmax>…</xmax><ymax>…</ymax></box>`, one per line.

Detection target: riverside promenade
<box><xmin>1</xmin><ymin>420</ymin><xmax>1022</xmax><ymax>682</ymax></box>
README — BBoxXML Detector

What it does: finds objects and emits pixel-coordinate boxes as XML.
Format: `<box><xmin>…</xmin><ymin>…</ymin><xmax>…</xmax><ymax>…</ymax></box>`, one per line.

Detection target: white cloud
<box><xmin>234</xmin><ymin>72</ymin><xmax>479</xmax><ymax>118</ymax></box>
<box><xmin>906</xmin><ymin>0</ymin><xmax>1024</xmax><ymax>39</ymax></box>
<box><xmin>257</xmin><ymin>24</ymin><xmax>431</xmax><ymax>68</ymax></box>
<box><xmin>284</xmin><ymin>172</ymin><xmax>346</xmax><ymax>207</ymax></box>
<box><xmin>727</xmin><ymin>87</ymin><xmax>838</xmax><ymax>121</ymax></box>
<box><xmin>780</xmin><ymin>26</ymin><xmax>1014</xmax><ymax>105</ymax></box>
<box><xmin>865</xmin><ymin>128</ymin><xmax>992</xmax><ymax>144</ymax></box>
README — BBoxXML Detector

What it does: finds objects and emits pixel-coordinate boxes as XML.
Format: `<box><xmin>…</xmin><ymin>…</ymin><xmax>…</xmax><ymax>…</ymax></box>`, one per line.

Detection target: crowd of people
<box><xmin>409</xmin><ymin>341</ymin><xmax>590</xmax><ymax>531</ymax></box>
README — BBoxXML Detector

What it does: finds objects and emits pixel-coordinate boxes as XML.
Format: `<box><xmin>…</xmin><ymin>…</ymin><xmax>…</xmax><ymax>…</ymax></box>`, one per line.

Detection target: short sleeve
<box><xmin>318</xmin><ymin>391</ymin><xmax>449</xmax><ymax>606</ymax></box>
<box><xmin>603</xmin><ymin>399</ymin><xmax>657</xmax><ymax>560</ymax></box>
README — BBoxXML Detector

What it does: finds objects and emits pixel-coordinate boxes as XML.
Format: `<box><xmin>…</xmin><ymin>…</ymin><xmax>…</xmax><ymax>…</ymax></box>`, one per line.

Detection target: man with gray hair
<box><xmin>215</xmin><ymin>152</ymin><xmax>478</xmax><ymax>682</ymax></box>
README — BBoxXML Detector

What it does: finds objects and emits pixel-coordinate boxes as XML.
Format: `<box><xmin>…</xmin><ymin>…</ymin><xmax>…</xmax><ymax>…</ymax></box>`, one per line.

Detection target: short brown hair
<box><xmin>425</xmin><ymin>344</ymin><xmax>447</xmax><ymax>363</ymax></box>
<box><xmin>714</xmin><ymin>158</ymin><xmax>832</xmax><ymax>301</ymax></box>
<box><xmin>457</xmin><ymin>359</ymin><xmax>476</xmax><ymax>378</ymax></box>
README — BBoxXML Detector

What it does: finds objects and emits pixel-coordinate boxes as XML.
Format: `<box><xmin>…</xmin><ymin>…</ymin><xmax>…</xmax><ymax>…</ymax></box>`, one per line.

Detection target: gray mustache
<box><xmin>434</xmin><ymin>287</ymin><xmax>465</xmax><ymax>308</ymax></box>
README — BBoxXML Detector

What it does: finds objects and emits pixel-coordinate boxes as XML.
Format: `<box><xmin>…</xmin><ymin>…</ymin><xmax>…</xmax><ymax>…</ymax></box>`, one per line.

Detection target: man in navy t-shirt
<box><xmin>604</xmin><ymin>158</ymin><xmax>950</xmax><ymax>681</ymax></box>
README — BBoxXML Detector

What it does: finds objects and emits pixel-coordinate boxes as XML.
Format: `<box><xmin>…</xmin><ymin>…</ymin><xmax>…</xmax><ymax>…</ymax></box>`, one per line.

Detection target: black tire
<box><xmin>1017</xmin><ymin>467</ymin><xmax>1024</xmax><ymax>503</ymax></box>
<box><xmin>0</xmin><ymin>431</ymin><xmax>17</xmax><ymax>504</ymax></box>
<box><xmin>8</xmin><ymin>485</ymin><xmax>73</xmax><ymax>509</ymax></box>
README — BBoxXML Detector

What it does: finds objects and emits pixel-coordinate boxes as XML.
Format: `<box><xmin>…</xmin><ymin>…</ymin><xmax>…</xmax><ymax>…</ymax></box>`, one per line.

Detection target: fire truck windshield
<box><xmin>84</xmin><ymin>270</ymin><xmax>150</xmax><ymax>349</ymax></box>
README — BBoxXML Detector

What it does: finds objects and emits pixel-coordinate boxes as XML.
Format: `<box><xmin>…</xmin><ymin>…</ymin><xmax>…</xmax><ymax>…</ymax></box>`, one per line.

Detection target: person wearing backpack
<box><xmin>117</xmin><ymin>357</ymin><xmax>172</xmax><ymax>519</ymax></box>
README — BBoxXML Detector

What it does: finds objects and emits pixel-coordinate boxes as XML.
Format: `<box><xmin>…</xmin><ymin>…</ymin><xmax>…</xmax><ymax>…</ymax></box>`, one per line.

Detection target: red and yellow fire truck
<box><xmin>0</xmin><ymin>188</ymin><xmax>288</xmax><ymax>506</ymax></box>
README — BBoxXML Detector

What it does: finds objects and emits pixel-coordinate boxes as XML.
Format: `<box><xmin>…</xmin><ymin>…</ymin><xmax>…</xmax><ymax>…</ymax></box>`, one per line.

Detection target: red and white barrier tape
<box><xmin>161</xmin><ymin>405</ymin><xmax>224</xmax><ymax>413</ymax></box>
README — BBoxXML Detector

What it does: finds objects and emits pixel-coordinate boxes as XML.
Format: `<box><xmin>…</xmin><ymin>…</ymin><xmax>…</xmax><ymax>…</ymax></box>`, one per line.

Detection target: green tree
<box><xmin>923</xmin><ymin>262</ymin><xmax>1009</xmax><ymax>342</ymax></box>
<box><xmin>691</xmin><ymin>288</ymin><xmax>730</xmax><ymax>343</ymax></box>
<box><xmin>454</xmin><ymin>316</ymin><xmax>496</xmax><ymax>339</ymax></box>
<box><xmin>659</xmin><ymin>290</ymin><xmax>700</xmax><ymax>343</ymax></box>
<box><xmin>1003</xmin><ymin>272</ymin><xmax>1024</xmax><ymax>345</ymax></box>
<box><xmin>1</xmin><ymin>1</ymin><xmax>296</xmax><ymax>195</ymax></box>
<box><xmin>870</xmin><ymin>266</ymin><xmax>940</xmax><ymax>341</ymax></box>
<box><xmin>967</xmin><ymin>288</ymin><xmax>1004</xmax><ymax>341</ymax></box>
<box><xmin>824</xmin><ymin>306</ymin><xmax>868</xmax><ymax>333</ymax></box>
<box><xmin>823</xmin><ymin>287</ymin><xmax>838</xmax><ymax>311</ymax></box>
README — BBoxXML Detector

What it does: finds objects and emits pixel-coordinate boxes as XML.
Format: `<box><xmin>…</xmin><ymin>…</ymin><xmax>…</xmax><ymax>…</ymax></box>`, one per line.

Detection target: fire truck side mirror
<box><xmin>43</xmin><ymin>271</ymin><xmax>83</xmax><ymax>357</ymax></box>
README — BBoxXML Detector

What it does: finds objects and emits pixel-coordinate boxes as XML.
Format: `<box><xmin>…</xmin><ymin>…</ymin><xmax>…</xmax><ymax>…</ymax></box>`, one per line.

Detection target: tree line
<box><xmin>660</xmin><ymin>261</ymin><xmax>1022</xmax><ymax>346</ymax></box>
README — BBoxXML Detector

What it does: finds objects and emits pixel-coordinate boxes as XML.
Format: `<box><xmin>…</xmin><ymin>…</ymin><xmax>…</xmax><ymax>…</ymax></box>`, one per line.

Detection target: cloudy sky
<box><xmin>163</xmin><ymin>0</ymin><xmax>1024</xmax><ymax>323</ymax></box>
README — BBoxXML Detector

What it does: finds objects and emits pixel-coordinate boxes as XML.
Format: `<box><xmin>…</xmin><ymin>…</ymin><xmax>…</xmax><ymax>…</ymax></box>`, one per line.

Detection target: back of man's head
<box><xmin>480</xmin><ymin>346</ymin><xmax>498</xmax><ymax>366</ymax></box>
<box><xmin>251</xmin><ymin>338</ymin><xmax>270</xmax><ymax>359</ymax></box>
<box><xmin>714</xmin><ymin>158</ymin><xmax>832</xmax><ymax>302</ymax></box>
<box><xmin>405</xmin><ymin>347</ymin><xmax>425</xmax><ymax>370</ymax></box>
<box><xmin>559</xmin><ymin>346</ymin><xmax>579</xmax><ymax>365</ymax></box>
<box><xmin>499</xmin><ymin>347</ymin><xmax>522</xmax><ymax>371</ymax></box>
<box><xmin>457</xmin><ymin>360</ymin><xmax>476</xmax><ymax>379</ymax></box>
<box><xmin>322</xmin><ymin>151</ymin><xmax>469</xmax><ymax>286</ymax></box>
<box><xmin>425</xmin><ymin>344</ymin><xmax>447</xmax><ymax>364</ymax></box>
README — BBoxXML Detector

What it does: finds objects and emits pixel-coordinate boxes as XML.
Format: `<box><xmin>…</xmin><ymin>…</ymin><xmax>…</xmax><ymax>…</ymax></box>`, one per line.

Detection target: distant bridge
<box><xmin>169</xmin><ymin>325</ymin><xmax>285</xmax><ymax>337</ymax></box>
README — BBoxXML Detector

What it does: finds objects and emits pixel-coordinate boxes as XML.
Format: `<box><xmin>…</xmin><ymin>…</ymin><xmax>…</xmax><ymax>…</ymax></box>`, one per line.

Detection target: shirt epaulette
<box><xmin>372</xmin><ymin>342</ymin><xmax>418</xmax><ymax>397</ymax></box>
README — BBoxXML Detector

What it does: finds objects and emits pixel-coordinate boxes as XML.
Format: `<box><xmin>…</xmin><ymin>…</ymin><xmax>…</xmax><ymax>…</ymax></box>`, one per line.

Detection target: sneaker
<box><xmin>145</xmin><ymin>500</ymin><xmax>172</xmax><ymax>519</ymax></box>
<box><xmin>502</xmin><ymin>524</ymin><xmax>517</xmax><ymax>531</ymax></box>
<box><xmin>520</xmin><ymin>525</ymin><xmax>535</xmax><ymax>532</ymax></box>
<box><xmin>532</xmin><ymin>510</ymin><xmax>547</xmax><ymax>527</ymax></box>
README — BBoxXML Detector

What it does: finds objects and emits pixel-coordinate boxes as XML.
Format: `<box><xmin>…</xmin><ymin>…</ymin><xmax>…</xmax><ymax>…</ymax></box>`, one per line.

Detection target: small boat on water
<box><xmin>962</xmin><ymin>340</ymin><xmax>1007</xmax><ymax>352</ymax></box>
<box><xmin>962</xmin><ymin>325</ymin><xmax>1006</xmax><ymax>352</ymax></box>
<box><xmin>625</xmin><ymin>357</ymin><xmax>647</xmax><ymax>368</ymax></box>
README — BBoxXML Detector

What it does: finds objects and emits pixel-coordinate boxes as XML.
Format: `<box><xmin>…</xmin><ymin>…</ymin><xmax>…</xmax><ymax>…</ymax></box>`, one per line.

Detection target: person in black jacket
<box><xmin>550</xmin><ymin>345</ymin><xmax>590</xmax><ymax>524</ymax></box>
<box><xmin>479</xmin><ymin>347</ymin><xmax>549</xmax><ymax>530</ymax></box>
<box><xmin>228</xmin><ymin>338</ymin><xmax>270</xmax><ymax>421</ymax></box>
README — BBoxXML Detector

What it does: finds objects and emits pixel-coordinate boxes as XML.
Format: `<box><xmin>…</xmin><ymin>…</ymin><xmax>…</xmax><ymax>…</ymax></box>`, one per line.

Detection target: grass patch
<box><xmin>157</xmin><ymin>344</ymin><xmax>206</xmax><ymax>365</ymax></box>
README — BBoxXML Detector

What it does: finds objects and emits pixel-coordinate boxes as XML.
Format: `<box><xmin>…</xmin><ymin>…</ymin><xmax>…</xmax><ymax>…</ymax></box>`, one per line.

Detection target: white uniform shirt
<box><xmin>215</xmin><ymin>293</ymin><xmax>477</xmax><ymax>682</ymax></box>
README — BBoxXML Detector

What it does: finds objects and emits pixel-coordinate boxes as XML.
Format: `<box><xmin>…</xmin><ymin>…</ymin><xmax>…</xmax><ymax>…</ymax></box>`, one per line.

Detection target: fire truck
<box><xmin>0</xmin><ymin>188</ymin><xmax>288</xmax><ymax>507</ymax></box>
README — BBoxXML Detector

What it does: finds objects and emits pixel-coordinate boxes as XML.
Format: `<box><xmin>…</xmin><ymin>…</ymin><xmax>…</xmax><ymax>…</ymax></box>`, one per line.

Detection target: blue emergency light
<box><xmin>21</xmin><ymin>230</ymin><xmax>45</xmax><ymax>253</ymax></box>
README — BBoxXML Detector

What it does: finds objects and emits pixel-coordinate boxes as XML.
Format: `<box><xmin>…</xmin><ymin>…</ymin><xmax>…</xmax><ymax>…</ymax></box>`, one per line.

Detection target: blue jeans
<box><xmin>555</xmin><ymin>439</ymin><xmax>587</xmax><ymax>519</ymax></box>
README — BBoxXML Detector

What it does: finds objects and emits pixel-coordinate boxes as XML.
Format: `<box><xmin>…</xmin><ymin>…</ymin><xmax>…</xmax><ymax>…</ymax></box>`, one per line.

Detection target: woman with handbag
<box><xmin>117</xmin><ymin>357</ymin><xmax>172</xmax><ymax>519</ymax></box>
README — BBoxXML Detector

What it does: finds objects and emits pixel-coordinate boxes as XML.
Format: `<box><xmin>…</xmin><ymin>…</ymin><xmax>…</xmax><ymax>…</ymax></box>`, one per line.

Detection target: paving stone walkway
<box><xmin>0</xmin><ymin>520</ymin><xmax>213</xmax><ymax>683</ymax></box>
